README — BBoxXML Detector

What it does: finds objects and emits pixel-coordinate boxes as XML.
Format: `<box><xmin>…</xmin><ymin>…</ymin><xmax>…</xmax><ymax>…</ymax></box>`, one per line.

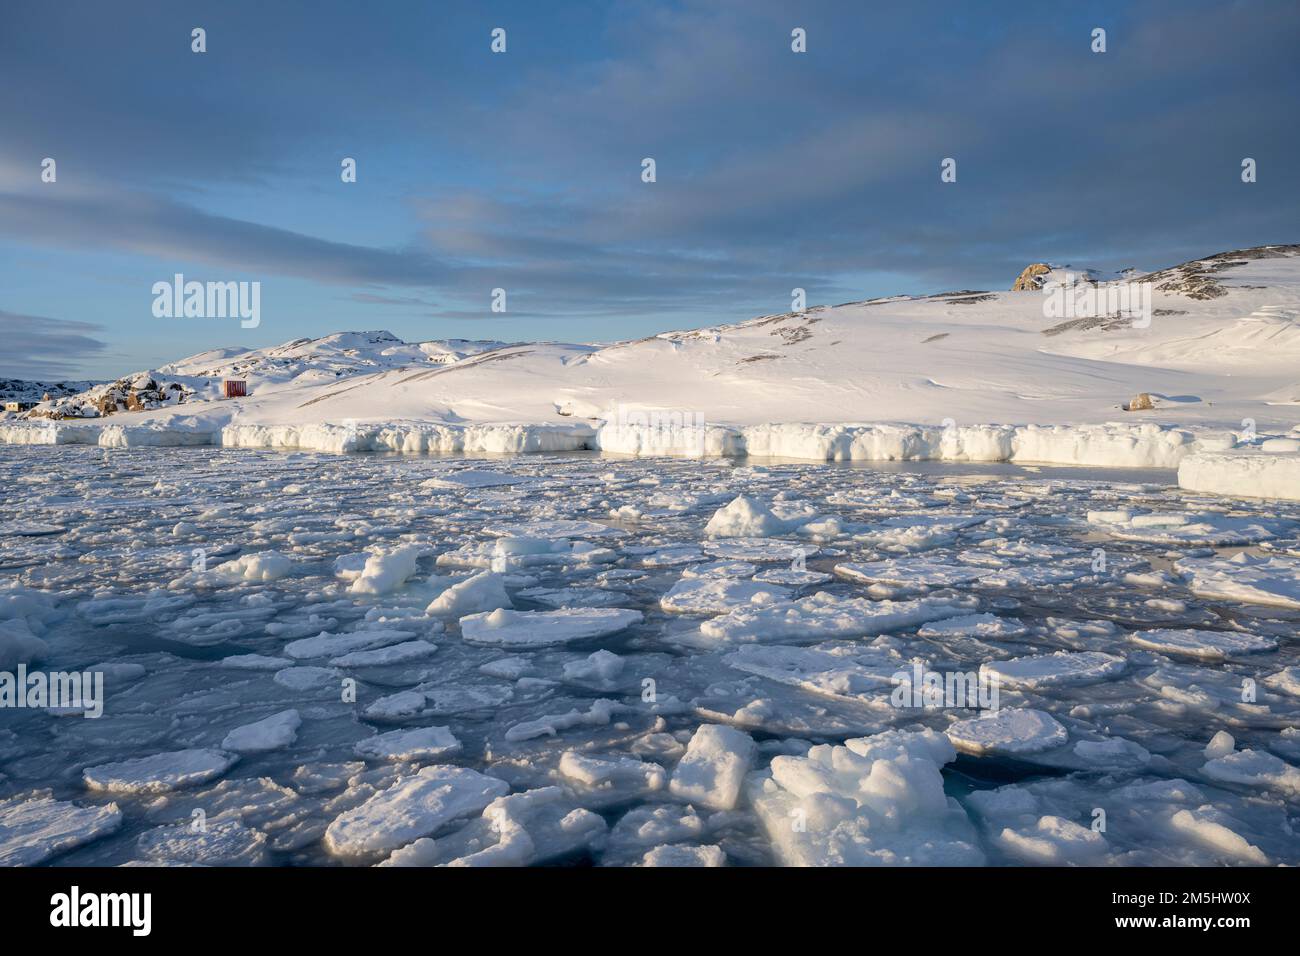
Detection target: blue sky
<box><xmin>1</xmin><ymin>0</ymin><xmax>1297</xmax><ymax>379</ymax></box>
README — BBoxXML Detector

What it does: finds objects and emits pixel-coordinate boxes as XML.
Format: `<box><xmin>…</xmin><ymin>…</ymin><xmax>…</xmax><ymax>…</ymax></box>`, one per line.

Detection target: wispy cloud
<box><xmin>0</xmin><ymin>309</ymin><xmax>108</xmax><ymax>379</ymax></box>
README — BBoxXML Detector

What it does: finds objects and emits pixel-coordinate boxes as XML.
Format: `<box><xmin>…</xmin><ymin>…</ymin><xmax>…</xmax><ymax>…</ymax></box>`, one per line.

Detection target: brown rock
<box><xmin>1126</xmin><ymin>393</ymin><xmax>1155</xmax><ymax>411</ymax></box>
<box><xmin>1011</xmin><ymin>263</ymin><xmax>1052</xmax><ymax>291</ymax></box>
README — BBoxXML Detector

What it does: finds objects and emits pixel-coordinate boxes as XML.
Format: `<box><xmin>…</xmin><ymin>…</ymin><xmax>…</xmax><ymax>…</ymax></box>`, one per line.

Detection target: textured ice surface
<box><xmin>3</xmin><ymin>445</ymin><xmax>1299</xmax><ymax>866</ymax></box>
<box><xmin>324</xmin><ymin>766</ymin><xmax>509</xmax><ymax>859</ymax></box>
<box><xmin>1128</xmin><ymin>628</ymin><xmax>1278</xmax><ymax>660</ymax></box>
<box><xmin>460</xmin><ymin>607</ymin><xmax>643</xmax><ymax>647</ymax></box>
<box><xmin>751</xmin><ymin>729</ymin><xmax>985</xmax><ymax>865</ymax></box>
<box><xmin>1175</xmin><ymin>552</ymin><xmax>1300</xmax><ymax>609</ymax></box>
<box><xmin>946</xmin><ymin>709</ymin><xmax>1069</xmax><ymax>756</ymax></box>
<box><xmin>83</xmin><ymin>749</ymin><xmax>238</xmax><ymax>794</ymax></box>
<box><xmin>981</xmin><ymin>652</ymin><xmax>1126</xmax><ymax>689</ymax></box>
<box><xmin>0</xmin><ymin>794</ymin><xmax>123</xmax><ymax>865</ymax></box>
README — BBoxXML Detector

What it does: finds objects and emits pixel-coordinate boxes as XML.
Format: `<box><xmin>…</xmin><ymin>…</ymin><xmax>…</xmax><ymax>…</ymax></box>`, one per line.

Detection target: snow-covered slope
<box><xmin>27</xmin><ymin>331</ymin><xmax>511</xmax><ymax>417</ymax></box>
<box><xmin>154</xmin><ymin>331</ymin><xmax>510</xmax><ymax>399</ymax></box>
<box><xmin>4</xmin><ymin>245</ymin><xmax>1299</xmax><ymax>495</ymax></box>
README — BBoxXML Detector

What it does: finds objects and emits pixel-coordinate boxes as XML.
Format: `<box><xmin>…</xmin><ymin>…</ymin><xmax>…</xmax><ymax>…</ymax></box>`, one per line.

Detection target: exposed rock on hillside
<box><xmin>1011</xmin><ymin>263</ymin><xmax>1052</xmax><ymax>291</ymax></box>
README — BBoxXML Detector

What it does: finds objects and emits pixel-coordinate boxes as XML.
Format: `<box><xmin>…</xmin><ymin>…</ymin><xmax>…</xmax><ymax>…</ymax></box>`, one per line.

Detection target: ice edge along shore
<box><xmin>3</xmin><ymin>418</ymin><xmax>1299</xmax><ymax>501</ymax></box>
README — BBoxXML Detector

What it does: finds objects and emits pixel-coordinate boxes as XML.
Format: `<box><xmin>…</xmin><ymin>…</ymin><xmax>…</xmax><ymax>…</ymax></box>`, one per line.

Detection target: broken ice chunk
<box><xmin>946</xmin><ymin>708</ymin><xmax>1068</xmax><ymax>756</ymax></box>
<box><xmin>83</xmin><ymin>749</ymin><xmax>238</xmax><ymax>794</ymax></box>
<box><xmin>668</xmin><ymin>724</ymin><xmax>756</xmax><ymax>811</ymax></box>
<box><xmin>220</xmin><ymin>709</ymin><xmax>302</xmax><ymax>754</ymax></box>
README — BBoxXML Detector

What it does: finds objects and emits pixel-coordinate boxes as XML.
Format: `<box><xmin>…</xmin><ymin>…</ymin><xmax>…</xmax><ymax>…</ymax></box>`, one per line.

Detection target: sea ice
<box><xmin>1175</xmin><ymin>551</ymin><xmax>1300</xmax><ymax>609</ymax></box>
<box><xmin>354</xmin><ymin>726</ymin><xmax>462</xmax><ymax>762</ymax></box>
<box><xmin>750</xmin><ymin>729</ymin><xmax>984</xmax><ymax>865</ymax></box>
<box><xmin>324</xmin><ymin>766</ymin><xmax>509</xmax><ymax>859</ymax></box>
<box><xmin>83</xmin><ymin>749</ymin><xmax>238</xmax><ymax>794</ymax></box>
<box><xmin>667</xmin><ymin>724</ymin><xmax>756</xmax><ymax>811</ymax></box>
<box><xmin>980</xmin><ymin>652</ymin><xmax>1126</xmax><ymax>690</ymax></box>
<box><xmin>946</xmin><ymin>709</ymin><xmax>1069</xmax><ymax>756</ymax></box>
<box><xmin>699</xmin><ymin>591</ymin><xmax>974</xmax><ymax>644</ymax></box>
<box><xmin>1127</xmin><ymin>628</ymin><xmax>1278</xmax><ymax>660</ymax></box>
<box><xmin>0</xmin><ymin>794</ymin><xmax>123</xmax><ymax>865</ymax></box>
<box><xmin>221</xmin><ymin>709</ymin><xmax>302</xmax><ymax>753</ymax></box>
<box><xmin>460</xmin><ymin>607</ymin><xmax>643</xmax><ymax>647</ymax></box>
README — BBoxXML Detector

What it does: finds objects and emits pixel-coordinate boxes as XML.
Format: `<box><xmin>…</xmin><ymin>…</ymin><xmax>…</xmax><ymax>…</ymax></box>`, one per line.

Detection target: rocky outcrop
<box><xmin>1011</xmin><ymin>263</ymin><xmax>1052</xmax><ymax>291</ymax></box>
<box><xmin>1125</xmin><ymin>392</ymin><xmax>1155</xmax><ymax>411</ymax></box>
<box><xmin>32</xmin><ymin>377</ymin><xmax>190</xmax><ymax>420</ymax></box>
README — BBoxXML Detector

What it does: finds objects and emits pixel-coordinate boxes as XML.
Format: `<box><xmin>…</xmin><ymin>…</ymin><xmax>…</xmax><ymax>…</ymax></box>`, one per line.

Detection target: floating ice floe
<box><xmin>561</xmin><ymin>650</ymin><xmax>625</xmax><ymax>689</ymax></box>
<box><xmin>660</xmin><ymin>576</ymin><xmax>791</xmax><ymax>614</ymax></box>
<box><xmin>700</xmin><ymin>538</ymin><xmax>811</xmax><ymax>563</ymax></box>
<box><xmin>437</xmin><ymin>536</ymin><xmax>616</xmax><ymax>571</ymax></box>
<box><xmin>379</xmin><ymin>787</ymin><xmax>607</xmax><ymax>867</ymax></box>
<box><xmin>916</xmin><ymin>613</ymin><xmax>1027</xmax><ymax>639</ymax></box>
<box><xmin>83</xmin><ymin>749</ymin><xmax>238</xmax><ymax>794</ymax></box>
<box><xmin>680</xmin><ymin>559</ymin><xmax>758</xmax><ymax>578</ymax></box>
<box><xmin>1263</xmin><ymin>667</ymin><xmax>1300</xmax><ymax>698</ymax></box>
<box><xmin>1175</xmin><ymin>551</ymin><xmax>1300</xmax><ymax>609</ymax></box>
<box><xmin>946</xmin><ymin>708</ymin><xmax>1069</xmax><ymax>756</ymax></box>
<box><xmin>1086</xmin><ymin>509</ymin><xmax>1286</xmax><ymax>546</ymax></box>
<box><xmin>354</xmin><ymin>726</ymin><xmax>462</xmax><ymax>762</ymax></box>
<box><xmin>284</xmin><ymin>628</ymin><xmax>416</xmax><ymax>661</ymax></box>
<box><xmin>0</xmin><ymin>616</ymin><xmax>47</xmax><ymax>669</ymax></box>
<box><xmin>994</xmin><ymin>815</ymin><xmax>1108</xmax><ymax>865</ymax></box>
<box><xmin>751</xmin><ymin>566</ymin><xmax>833</xmax><ymax>586</ymax></box>
<box><xmin>835</xmin><ymin>559</ymin><xmax>990</xmax><ymax>588</ymax></box>
<box><xmin>704</xmin><ymin>495</ymin><xmax>800</xmax><ymax>537</ymax></box>
<box><xmin>421</xmin><ymin>470</ymin><xmax>536</xmax><ymax>490</ymax></box>
<box><xmin>699</xmin><ymin>591</ymin><xmax>975</xmax><ymax>644</ymax></box>
<box><xmin>486</xmin><ymin>519</ymin><xmax>621</xmax><ymax>539</ymax></box>
<box><xmin>750</xmin><ymin>729</ymin><xmax>985</xmax><ymax>865</ymax></box>
<box><xmin>980</xmin><ymin>652</ymin><xmax>1126</xmax><ymax>690</ymax></box>
<box><xmin>964</xmin><ymin>774</ymin><xmax>1284</xmax><ymax>865</ymax></box>
<box><xmin>220</xmin><ymin>709</ymin><xmax>302</xmax><ymax>753</ymax></box>
<box><xmin>667</xmin><ymin>724</ymin><xmax>756</xmax><ymax>811</ymax></box>
<box><xmin>504</xmin><ymin>699</ymin><xmax>628</xmax><ymax>742</ymax></box>
<box><xmin>854</xmin><ymin>515</ymin><xmax>989</xmax><ymax>552</ymax></box>
<box><xmin>349</xmin><ymin>544</ymin><xmax>423</xmax><ymax>595</ymax></box>
<box><xmin>324</xmin><ymin>765</ymin><xmax>510</xmax><ymax>859</ymax></box>
<box><xmin>460</xmin><ymin>607</ymin><xmax>643</xmax><ymax>648</ymax></box>
<box><xmin>137</xmin><ymin>818</ymin><xmax>269</xmax><ymax>866</ymax></box>
<box><xmin>1201</xmin><ymin>749</ymin><xmax>1300</xmax><ymax>796</ymax></box>
<box><xmin>273</xmin><ymin>665</ymin><xmax>342</xmax><ymax>692</ymax></box>
<box><xmin>0</xmin><ymin>794</ymin><xmax>124</xmax><ymax>865</ymax></box>
<box><xmin>640</xmin><ymin>844</ymin><xmax>727</xmax><ymax>867</ymax></box>
<box><xmin>199</xmin><ymin>550</ymin><xmax>294</xmax><ymax>585</ymax></box>
<box><xmin>723</xmin><ymin>642</ymin><xmax>904</xmax><ymax>705</ymax></box>
<box><xmin>1128</xmin><ymin>628</ymin><xmax>1278</xmax><ymax>660</ymax></box>
<box><xmin>426</xmin><ymin>571</ymin><xmax>513</xmax><ymax>617</ymax></box>
<box><xmin>330</xmin><ymin>640</ymin><xmax>437</xmax><ymax>667</ymax></box>
<box><xmin>559</xmin><ymin>752</ymin><xmax>667</xmax><ymax>792</ymax></box>
<box><xmin>603</xmin><ymin>804</ymin><xmax>708</xmax><ymax>864</ymax></box>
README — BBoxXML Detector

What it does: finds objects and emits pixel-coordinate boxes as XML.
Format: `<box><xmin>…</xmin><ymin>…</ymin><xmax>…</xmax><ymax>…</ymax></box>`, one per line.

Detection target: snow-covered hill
<box><xmin>4</xmin><ymin>245</ymin><xmax>1299</xmax><ymax>497</ymax></box>
<box><xmin>27</xmin><ymin>331</ymin><xmax>511</xmax><ymax>418</ymax></box>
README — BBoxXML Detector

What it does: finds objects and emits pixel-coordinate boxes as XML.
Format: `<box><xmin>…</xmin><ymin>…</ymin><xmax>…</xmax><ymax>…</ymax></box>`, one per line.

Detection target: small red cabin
<box><xmin>222</xmin><ymin>379</ymin><xmax>247</xmax><ymax>398</ymax></box>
